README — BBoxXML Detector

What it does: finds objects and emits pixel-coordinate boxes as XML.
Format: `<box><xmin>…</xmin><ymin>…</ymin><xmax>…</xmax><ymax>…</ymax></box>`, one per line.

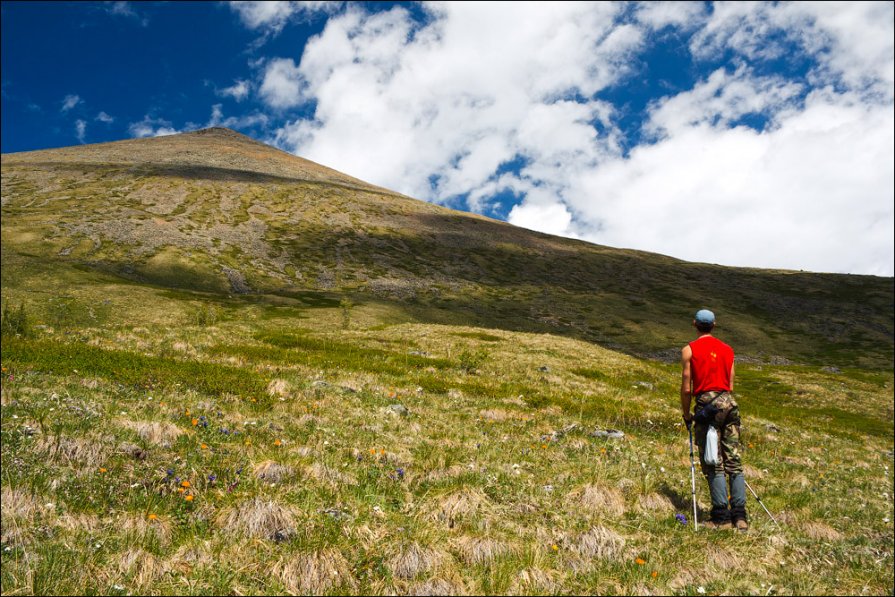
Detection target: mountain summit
<box><xmin>2</xmin><ymin>129</ymin><xmax>892</xmax><ymax>366</ymax></box>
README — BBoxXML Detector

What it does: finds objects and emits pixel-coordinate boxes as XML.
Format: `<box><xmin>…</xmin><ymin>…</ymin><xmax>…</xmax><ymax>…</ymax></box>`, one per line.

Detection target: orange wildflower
<box><xmin>651</xmin><ymin>570</ymin><xmax>658</xmax><ymax>578</ymax></box>
<box><xmin>274</xmin><ymin>439</ymin><xmax>282</xmax><ymax>447</ymax></box>
<box><xmin>178</xmin><ymin>487</ymin><xmax>185</xmax><ymax>493</ymax></box>
<box><xmin>192</xmin><ymin>418</ymin><xmax>199</xmax><ymax>426</ymax></box>
<box><xmin>201</xmin><ymin>443</ymin><xmax>208</xmax><ymax>450</ymax></box>
<box><xmin>181</xmin><ymin>480</ymin><xmax>190</xmax><ymax>488</ymax></box>
<box><xmin>370</xmin><ymin>448</ymin><xmax>376</xmax><ymax>455</ymax></box>
<box><xmin>184</xmin><ymin>495</ymin><xmax>194</xmax><ymax>502</ymax></box>
<box><xmin>148</xmin><ymin>514</ymin><xmax>158</xmax><ymax>521</ymax></box>
<box><xmin>99</xmin><ymin>467</ymin><xmax>108</xmax><ymax>473</ymax></box>
<box><xmin>635</xmin><ymin>558</ymin><xmax>646</xmax><ymax>566</ymax></box>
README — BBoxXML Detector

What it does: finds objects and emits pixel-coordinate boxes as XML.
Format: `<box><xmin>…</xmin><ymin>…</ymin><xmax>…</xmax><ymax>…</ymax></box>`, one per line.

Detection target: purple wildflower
<box><xmin>676</xmin><ymin>513</ymin><xmax>688</xmax><ymax>525</ymax></box>
<box><xmin>166</xmin><ymin>469</ymin><xmax>174</xmax><ymax>477</ymax></box>
<box><xmin>208</xmin><ymin>474</ymin><xmax>217</xmax><ymax>483</ymax></box>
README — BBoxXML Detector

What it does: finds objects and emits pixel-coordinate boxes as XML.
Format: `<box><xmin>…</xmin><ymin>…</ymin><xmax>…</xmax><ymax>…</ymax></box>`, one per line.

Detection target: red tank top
<box><xmin>689</xmin><ymin>336</ymin><xmax>734</xmax><ymax>395</ymax></box>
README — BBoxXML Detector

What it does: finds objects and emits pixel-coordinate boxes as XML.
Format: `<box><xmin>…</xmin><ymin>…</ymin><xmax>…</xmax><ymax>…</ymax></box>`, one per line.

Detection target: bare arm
<box><xmin>680</xmin><ymin>345</ymin><xmax>693</xmax><ymax>422</ymax></box>
<box><xmin>730</xmin><ymin>361</ymin><xmax>736</xmax><ymax>392</ymax></box>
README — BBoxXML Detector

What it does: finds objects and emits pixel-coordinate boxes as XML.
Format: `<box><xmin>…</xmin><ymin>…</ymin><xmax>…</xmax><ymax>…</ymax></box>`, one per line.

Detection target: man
<box><xmin>680</xmin><ymin>309</ymin><xmax>748</xmax><ymax>531</ymax></box>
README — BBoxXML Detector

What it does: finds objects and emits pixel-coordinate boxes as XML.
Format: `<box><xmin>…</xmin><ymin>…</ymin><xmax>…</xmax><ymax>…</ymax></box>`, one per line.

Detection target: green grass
<box><xmin>1</xmin><ymin>130</ymin><xmax>893</xmax><ymax>595</ymax></box>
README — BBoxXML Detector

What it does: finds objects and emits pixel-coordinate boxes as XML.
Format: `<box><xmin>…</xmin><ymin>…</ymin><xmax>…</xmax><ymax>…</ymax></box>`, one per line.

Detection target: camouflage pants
<box><xmin>693</xmin><ymin>391</ymin><xmax>743</xmax><ymax>477</ymax></box>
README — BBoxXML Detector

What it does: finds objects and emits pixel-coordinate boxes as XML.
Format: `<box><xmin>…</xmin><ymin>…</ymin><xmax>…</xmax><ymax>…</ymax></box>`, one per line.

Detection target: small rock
<box><xmin>311</xmin><ymin>380</ymin><xmax>329</xmax><ymax>388</ymax></box>
<box><xmin>409</xmin><ymin>350</ymin><xmax>429</xmax><ymax>357</ymax></box>
<box><xmin>388</xmin><ymin>404</ymin><xmax>410</xmax><ymax>417</ymax></box>
<box><xmin>591</xmin><ymin>428</ymin><xmax>625</xmax><ymax>440</ymax></box>
<box><xmin>821</xmin><ymin>366</ymin><xmax>842</xmax><ymax>374</ymax></box>
<box><xmin>538</xmin><ymin>366</ymin><xmax>550</xmax><ymax>373</ymax></box>
<box><xmin>635</xmin><ymin>381</ymin><xmax>655</xmax><ymax>390</ymax></box>
<box><xmin>765</xmin><ymin>423</ymin><xmax>781</xmax><ymax>433</ymax></box>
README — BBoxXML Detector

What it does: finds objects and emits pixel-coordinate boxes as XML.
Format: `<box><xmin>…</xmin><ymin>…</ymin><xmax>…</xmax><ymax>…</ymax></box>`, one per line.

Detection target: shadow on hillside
<box><xmin>9</xmin><ymin>161</ymin><xmax>390</xmax><ymax>197</ymax></box>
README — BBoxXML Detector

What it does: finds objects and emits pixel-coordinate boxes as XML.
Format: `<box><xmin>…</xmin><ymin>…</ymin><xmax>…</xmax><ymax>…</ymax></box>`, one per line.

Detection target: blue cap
<box><xmin>695</xmin><ymin>309</ymin><xmax>715</xmax><ymax>325</ymax></box>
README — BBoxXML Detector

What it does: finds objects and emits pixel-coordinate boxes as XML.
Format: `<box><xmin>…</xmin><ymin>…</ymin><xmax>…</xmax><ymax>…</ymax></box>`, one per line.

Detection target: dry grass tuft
<box><xmin>38</xmin><ymin>434</ymin><xmax>109</xmax><ymax>467</ymax></box>
<box><xmin>254</xmin><ymin>460</ymin><xmax>294</xmax><ymax>483</ymax></box>
<box><xmin>267</xmin><ymin>378</ymin><xmax>291</xmax><ymax>398</ymax></box>
<box><xmin>637</xmin><ymin>492</ymin><xmax>673</xmax><ymax>513</ymax></box>
<box><xmin>571</xmin><ymin>484</ymin><xmax>627</xmax><ymax>517</ymax></box>
<box><xmin>305</xmin><ymin>462</ymin><xmax>355</xmax><ymax>488</ymax></box>
<box><xmin>430</xmin><ymin>488</ymin><xmax>490</xmax><ymax>526</ymax></box>
<box><xmin>801</xmin><ymin>521</ymin><xmax>842</xmax><ymax>541</ymax></box>
<box><xmin>127</xmin><ymin>421</ymin><xmax>183</xmax><ymax>447</ymax></box>
<box><xmin>387</xmin><ymin>543</ymin><xmax>447</xmax><ymax>579</ymax></box>
<box><xmin>407</xmin><ymin>578</ymin><xmax>465</xmax><ymax>596</ymax></box>
<box><xmin>274</xmin><ymin>549</ymin><xmax>356</xmax><ymax>595</ymax></box>
<box><xmin>708</xmin><ymin>547</ymin><xmax>742</xmax><ymax>569</ymax></box>
<box><xmin>116</xmin><ymin>548</ymin><xmax>162</xmax><ymax>588</ymax></box>
<box><xmin>510</xmin><ymin>568</ymin><xmax>559</xmax><ymax>594</ymax></box>
<box><xmin>571</xmin><ymin>525</ymin><xmax>626</xmax><ymax>562</ymax></box>
<box><xmin>452</xmin><ymin>536</ymin><xmax>511</xmax><ymax>565</ymax></box>
<box><xmin>217</xmin><ymin>498</ymin><xmax>297</xmax><ymax>540</ymax></box>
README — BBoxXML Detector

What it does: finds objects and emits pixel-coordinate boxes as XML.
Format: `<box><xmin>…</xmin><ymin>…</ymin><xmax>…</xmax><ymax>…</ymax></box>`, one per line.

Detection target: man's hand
<box><xmin>682</xmin><ymin>412</ymin><xmax>692</xmax><ymax>429</ymax></box>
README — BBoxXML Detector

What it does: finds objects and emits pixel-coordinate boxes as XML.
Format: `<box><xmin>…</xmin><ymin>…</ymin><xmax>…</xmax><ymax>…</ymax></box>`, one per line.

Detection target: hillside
<box><xmin>2</xmin><ymin>127</ymin><xmax>892</xmax><ymax>367</ymax></box>
<box><xmin>1</xmin><ymin>129</ymin><xmax>893</xmax><ymax>595</ymax></box>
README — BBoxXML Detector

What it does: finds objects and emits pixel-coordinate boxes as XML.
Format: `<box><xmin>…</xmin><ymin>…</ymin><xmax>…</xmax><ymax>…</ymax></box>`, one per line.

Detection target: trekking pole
<box><xmin>688</xmin><ymin>422</ymin><xmax>698</xmax><ymax>531</ymax></box>
<box><xmin>745</xmin><ymin>479</ymin><xmax>779</xmax><ymax>527</ymax></box>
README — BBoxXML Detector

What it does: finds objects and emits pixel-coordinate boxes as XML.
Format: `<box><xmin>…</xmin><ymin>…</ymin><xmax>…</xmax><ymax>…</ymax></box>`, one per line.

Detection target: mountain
<box><xmin>2</xmin><ymin>127</ymin><xmax>892</xmax><ymax>366</ymax></box>
<box><xmin>2</xmin><ymin>128</ymin><xmax>892</xmax><ymax>595</ymax></box>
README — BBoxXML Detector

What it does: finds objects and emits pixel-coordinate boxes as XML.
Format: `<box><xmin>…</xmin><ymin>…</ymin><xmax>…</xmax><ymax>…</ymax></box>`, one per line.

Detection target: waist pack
<box><xmin>693</xmin><ymin>392</ymin><xmax>738</xmax><ymax>427</ymax></box>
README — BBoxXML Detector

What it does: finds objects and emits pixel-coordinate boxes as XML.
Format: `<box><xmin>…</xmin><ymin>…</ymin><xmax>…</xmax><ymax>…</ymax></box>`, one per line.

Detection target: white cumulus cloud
<box><xmin>75</xmin><ymin>119</ymin><xmax>87</xmax><ymax>143</ymax></box>
<box><xmin>95</xmin><ymin>111</ymin><xmax>115</xmax><ymax>123</ymax></box>
<box><xmin>259</xmin><ymin>58</ymin><xmax>305</xmax><ymax>109</ymax></box>
<box><xmin>61</xmin><ymin>94</ymin><xmax>82</xmax><ymax>112</ymax></box>
<box><xmin>262</xmin><ymin>2</ymin><xmax>892</xmax><ymax>275</ymax></box>
<box><xmin>217</xmin><ymin>79</ymin><xmax>251</xmax><ymax>102</ymax></box>
<box><xmin>128</xmin><ymin>116</ymin><xmax>179</xmax><ymax>138</ymax></box>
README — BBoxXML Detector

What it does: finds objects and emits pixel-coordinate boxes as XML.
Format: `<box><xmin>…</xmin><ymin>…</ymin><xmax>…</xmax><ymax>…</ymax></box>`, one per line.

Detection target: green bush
<box><xmin>458</xmin><ymin>348</ymin><xmax>488</xmax><ymax>374</ymax></box>
<box><xmin>1</xmin><ymin>301</ymin><xmax>32</xmax><ymax>338</ymax></box>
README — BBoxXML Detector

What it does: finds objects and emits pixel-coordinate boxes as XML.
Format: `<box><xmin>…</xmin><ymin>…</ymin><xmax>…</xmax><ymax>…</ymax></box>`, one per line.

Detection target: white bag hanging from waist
<box><xmin>704</xmin><ymin>425</ymin><xmax>720</xmax><ymax>465</ymax></box>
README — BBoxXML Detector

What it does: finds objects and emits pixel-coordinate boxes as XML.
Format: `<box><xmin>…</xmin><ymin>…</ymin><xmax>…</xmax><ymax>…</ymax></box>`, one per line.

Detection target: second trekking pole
<box><xmin>688</xmin><ymin>422</ymin><xmax>698</xmax><ymax>531</ymax></box>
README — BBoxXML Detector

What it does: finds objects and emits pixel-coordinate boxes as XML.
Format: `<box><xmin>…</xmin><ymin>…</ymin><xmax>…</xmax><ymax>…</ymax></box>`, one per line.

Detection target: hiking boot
<box><xmin>702</xmin><ymin>520</ymin><xmax>733</xmax><ymax>530</ymax></box>
<box><xmin>734</xmin><ymin>519</ymin><xmax>749</xmax><ymax>532</ymax></box>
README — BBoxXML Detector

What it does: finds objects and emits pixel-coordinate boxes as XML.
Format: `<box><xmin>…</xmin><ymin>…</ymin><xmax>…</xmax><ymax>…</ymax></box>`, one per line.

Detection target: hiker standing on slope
<box><xmin>680</xmin><ymin>309</ymin><xmax>748</xmax><ymax>531</ymax></box>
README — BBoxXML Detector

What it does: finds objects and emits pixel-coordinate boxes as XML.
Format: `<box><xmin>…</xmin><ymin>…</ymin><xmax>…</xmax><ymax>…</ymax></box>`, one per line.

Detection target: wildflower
<box><xmin>651</xmin><ymin>570</ymin><xmax>658</xmax><ymax>579</ymax></box>
<box><xmin>166</xmin><ymin>469</ymin><xmax>174</xmax><ymax>477</ymax></box>
<box><xmin>396</xmin><ymin>468</ymin><xmax>405</xmax><ymax>480</ymax></box>
<box><xmin>184</xmin><ymin>494</ymin><xmax>194</xmax><ymax>502</ymax></box>
<box><xmin>201</xmin><ymin>443</ymin><xmax>208</xmax><ymax>450</ymax></box>
<box><xmin>675</xmin><ymin>513</ymin><xmax>688</xmax><ymax>525</ymax></box>
<box><xmin>147</xmin><ymin>514</ymin><xmax>158</xmax><ymax>521</ymax></box>
<box><xmin>635</xmin><ymin>558</ymin><xmax>646</xmax><ymax>565</ymax></box>
<box><xmin>181</xmin><ymin>480</ymin><xmax>190</xmax><ymax>488</ymax></box>
<box><xmin>748</xmin><ymin>443</ymin><xmax>754</xmax><ymax>449</ymax></box>
<box><xmin>551</xmin><ymin>544</ymin><xmax>559</xmax><ymax>551</ymax></box>
<box><xmin>178</xmin><ymin>487</ymin><xmax>185</xmax><ymax>494</ymax></box>
<box><xmin>192</xmin><ymin>418</ymin><xmax>199</xmax><ymax>426</ymax></box>
<box><xmin>600</xmin><ymin>447</ymin><xmax>607</xmax><ymax>454</ymax></box>
<box><xmin>185</xmin><ymin>409</ymin><xmax>190</xmax><ymax>416</ymax></box>
<box><xmin>274</xmin><ymin>439</ymin><xmax>282</xmax><ymax>447</ymax></box>
<box><xmin>99</xmin><ymin>467</ymin><xmax>108</xmax><ymax>473</ymax></box>
<box><xmin>245</xmin><ymin>439</ymin><xmax>252</xmax><ymax>446</ymax></box>
<box><xmin>541</xmin><ymin>444</ymin><xmax>547</xmax><ymax>449</ymax></box>
<box><xmin>370</xmin><ymin>448</ymin><xmax>376</xmax><ymax>455</ymax></box>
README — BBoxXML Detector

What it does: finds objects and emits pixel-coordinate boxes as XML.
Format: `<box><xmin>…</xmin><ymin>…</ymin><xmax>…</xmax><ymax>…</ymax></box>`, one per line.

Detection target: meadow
<box><xmin>1</xmin><ymin>265</ymin><xmax>892</xmax><ymax>595</ymax></box>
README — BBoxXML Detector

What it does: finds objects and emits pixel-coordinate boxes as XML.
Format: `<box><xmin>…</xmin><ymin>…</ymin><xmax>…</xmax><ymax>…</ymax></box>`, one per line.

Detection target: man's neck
<box><xmin>696</xmin><ymin>332</ymin><xmax>714</xmax><ymax>339</ymax></box>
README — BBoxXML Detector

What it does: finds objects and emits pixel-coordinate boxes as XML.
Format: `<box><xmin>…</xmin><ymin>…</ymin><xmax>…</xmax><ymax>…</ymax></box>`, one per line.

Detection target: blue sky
<box><xmin>2</xmin><ymin>1</ymin><xmax>893</xmax><ymax>276</ymax></box>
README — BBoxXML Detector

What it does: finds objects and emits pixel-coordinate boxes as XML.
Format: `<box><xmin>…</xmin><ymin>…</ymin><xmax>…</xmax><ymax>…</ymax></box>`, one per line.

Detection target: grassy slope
<box><xmin>1</xmin><ymin>130</ymin><xmax>893</xmax><ymax>595</ymax></box>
